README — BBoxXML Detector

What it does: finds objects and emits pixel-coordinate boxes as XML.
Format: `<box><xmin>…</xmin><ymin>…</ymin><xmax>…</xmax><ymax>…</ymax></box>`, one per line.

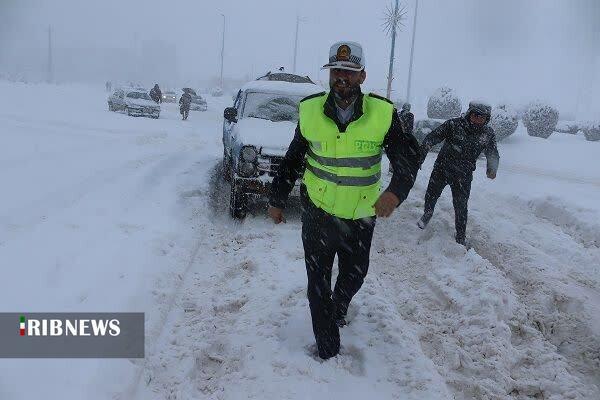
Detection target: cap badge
<box><xmin>336</xmin><ymin>45</ymin><xmax>351</xmax><ymax>61</ymax></box>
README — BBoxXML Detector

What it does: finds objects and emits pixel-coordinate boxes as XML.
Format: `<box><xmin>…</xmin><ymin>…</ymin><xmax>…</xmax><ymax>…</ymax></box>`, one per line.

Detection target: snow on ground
<box><xmin>0</xmin><ymin>81</ymin><xmax>599</xmax><ymax>400</ymax></box>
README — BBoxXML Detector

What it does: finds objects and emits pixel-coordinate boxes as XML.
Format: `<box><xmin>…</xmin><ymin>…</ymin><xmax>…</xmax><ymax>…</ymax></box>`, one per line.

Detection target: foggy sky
<box><xmin>1</xmin><ymin>0</ymin><xmax>598</xmax><ymax>117</ymax></box>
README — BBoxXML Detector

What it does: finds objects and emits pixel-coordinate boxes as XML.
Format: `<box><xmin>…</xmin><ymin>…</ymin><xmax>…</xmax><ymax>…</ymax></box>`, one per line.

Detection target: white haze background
<box><xmin>1</xmin><ymin>0</ymin><xmax>599</xmax><ymax>118</ymax></box>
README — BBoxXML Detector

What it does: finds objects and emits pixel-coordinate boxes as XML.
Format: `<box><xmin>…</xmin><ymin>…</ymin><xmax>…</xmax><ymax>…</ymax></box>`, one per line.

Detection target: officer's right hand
<box><xmin>268</xmin><ymin>206</ymin><xmax>286</xmax><ymax>224</ymax></box>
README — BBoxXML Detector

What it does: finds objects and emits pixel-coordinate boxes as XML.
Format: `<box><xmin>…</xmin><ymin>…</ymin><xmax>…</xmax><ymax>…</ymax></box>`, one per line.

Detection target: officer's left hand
<box><xmin>487</xmin><ymin>169</ymin><xmax>496</xmax><ymax>179</ymax></box>
<box><xmin>374</xmin><ymin>192</ymin><xmax>400</xmax><ymax>217</ymax></box>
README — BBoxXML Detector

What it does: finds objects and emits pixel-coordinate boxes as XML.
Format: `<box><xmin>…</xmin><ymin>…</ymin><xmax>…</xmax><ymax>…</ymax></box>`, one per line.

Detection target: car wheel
<box><xmin>108</xmin><ymin>103</ymin><xmax>113</xmax><ymax>112</ymax></box>
<box><xmin>229</xmin><ymin>181</ymin><xmax>247</xmax><ymax>219</ymax></box>
<box><xmin>127</xmin><ymin>108</ymin><xmax>132</xmax><ymax>116</ymax></box>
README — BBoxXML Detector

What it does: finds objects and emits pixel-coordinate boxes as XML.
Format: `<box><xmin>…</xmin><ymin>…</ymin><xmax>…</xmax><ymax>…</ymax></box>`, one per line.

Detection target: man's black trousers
<box><xmin>423</xmin><ymin>164</ymin><xmax>472</xmax><ymax>241</ymax></box>
<box><xmin>301</xmin><ymin>199</ymin><xmax>375</xmax><ymax>359</ymax></box>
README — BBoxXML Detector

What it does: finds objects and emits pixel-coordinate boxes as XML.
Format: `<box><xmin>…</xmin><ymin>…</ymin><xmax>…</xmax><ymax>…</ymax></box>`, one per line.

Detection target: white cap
<box><xmin>321</xmin><ymin>41</ymin><xmax>365</xmax><ymax>71</ymax></box>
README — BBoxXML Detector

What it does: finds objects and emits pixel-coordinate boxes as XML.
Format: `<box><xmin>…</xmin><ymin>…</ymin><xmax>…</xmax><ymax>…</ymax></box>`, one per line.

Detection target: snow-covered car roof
<box><xmin>240</xmin><ymin>80</ymin><xmax>323</xmax><ymax>97</ymax></box>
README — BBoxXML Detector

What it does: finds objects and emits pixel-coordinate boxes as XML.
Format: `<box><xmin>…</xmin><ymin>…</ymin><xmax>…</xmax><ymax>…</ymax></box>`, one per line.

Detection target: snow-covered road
<box><xmin>1</xmin><ymin>82</ymin><xmax>598</xmax><ymax>400</ymax></box>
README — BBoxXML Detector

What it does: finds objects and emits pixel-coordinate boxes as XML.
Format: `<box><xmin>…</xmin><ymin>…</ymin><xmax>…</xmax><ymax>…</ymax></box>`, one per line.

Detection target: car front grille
<box><xmin>257</xmin><ymin>155</ymin><xmax>283</xmax><ymax>177</ymax></box>
<box><xmin>257</xmin><ymin>155</ymin><xmax>306</xmax><ymax>178</ymax></box>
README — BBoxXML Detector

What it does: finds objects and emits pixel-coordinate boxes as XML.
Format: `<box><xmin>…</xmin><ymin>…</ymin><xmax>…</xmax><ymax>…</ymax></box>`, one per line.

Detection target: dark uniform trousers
<box><xmin>423</xmin><ymin>163</ymin><xmax>473</xmax><ymax>242</ymax></box>
<box><xmin>300</xmin><ymin>193</ymin><xmax>375</xmax><ymax>359</ymax></box>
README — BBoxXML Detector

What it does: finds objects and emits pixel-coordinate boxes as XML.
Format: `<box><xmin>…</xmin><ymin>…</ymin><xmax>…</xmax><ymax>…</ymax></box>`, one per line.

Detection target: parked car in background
<box><xmin>108</xmin><ymin>88</ymin><xmax>127</xmax><ymax>112</ymax></box>
<box><xmin>190</xmin><ymin>94</ymin><xmax>208</xmax><ymax>111</ymax></box>
<box><xmin>222</xmin><ymin>77</ymin><xmax>322</xmax><ymax>218</ymax></box>
<box><xmin>211</xmin><ymin>87</ymin><xmax>224</xmax><ymax>97</ymax></box>
<box><xmin>125</xmin><ymin>89</ymin><xmax>160</xmax><ymax>118</ymax></box>
<box><xmin>162</xmin><ymin>90</ymin><xmax>177</xmax><ymax>103</ymax></box>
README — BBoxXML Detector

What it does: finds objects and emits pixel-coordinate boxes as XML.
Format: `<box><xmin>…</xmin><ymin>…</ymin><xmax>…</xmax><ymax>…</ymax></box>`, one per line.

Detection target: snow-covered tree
<box><xmin>522</xmin><ymin>102</ymin><xmax>559</xmax><ymax>139</ymax></box>
<box><xmin>427</xmin><ymin>87</ymin><xmax>462</xmax><ymax>119</ymax></box>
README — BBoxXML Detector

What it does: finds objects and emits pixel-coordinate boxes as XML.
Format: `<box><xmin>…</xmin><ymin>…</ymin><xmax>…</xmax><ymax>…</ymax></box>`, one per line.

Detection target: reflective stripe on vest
<box><xmin>306</xmin><ymin>148</ymin><xmax>382</xmax><ymax>169</ymax></box>
<box><xmin>305</xmin><ymin>163</ymin><xmax>381</xmax><ymax>186</ymax></box>
<box><xmin>299</xmin><ymin>93</ymin><xmax>393</xmax><ymax>219</ymax></box>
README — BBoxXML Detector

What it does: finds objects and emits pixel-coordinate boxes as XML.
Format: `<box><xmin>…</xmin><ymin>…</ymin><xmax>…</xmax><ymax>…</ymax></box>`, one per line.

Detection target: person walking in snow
<box><xmin>179</xmin><ymin>91</ymin><xmax>192</xmax><ymax>120</ymax></box>
<box><xmin>150</xmin><ymin>83</ymin><xmax>162</xmax><ymax>104</ymax></box>
<box><xmin>268</xmin><ymin>41</ymin><xmax>420</xmax><ymax>360</ymax></box>
<box><xmin>417</xmin><ymin>101</ymin><xmax>500</xmax><ymax>245</ymax></box>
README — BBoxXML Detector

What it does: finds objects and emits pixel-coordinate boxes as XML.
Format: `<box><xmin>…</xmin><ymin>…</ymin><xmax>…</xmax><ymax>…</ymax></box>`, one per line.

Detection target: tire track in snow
<box><xmin>122</xmin><ymin>162</ymin><xmax>261</xmax><ymax>399</ymax></box>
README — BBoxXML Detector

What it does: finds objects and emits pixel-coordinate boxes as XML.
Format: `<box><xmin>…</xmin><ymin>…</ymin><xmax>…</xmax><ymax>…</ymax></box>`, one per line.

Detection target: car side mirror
<box><xmin>224</xmin><ymin>107</ymin><xmax>237</xmax><ymax>123</ymax></box>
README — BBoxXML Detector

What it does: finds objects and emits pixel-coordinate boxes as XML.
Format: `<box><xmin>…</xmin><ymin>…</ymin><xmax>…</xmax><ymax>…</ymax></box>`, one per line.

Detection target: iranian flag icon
<box><xmin>20</xmin><ymin>316</ymin><xmax>25</xmax><ymax>336</ymax></box>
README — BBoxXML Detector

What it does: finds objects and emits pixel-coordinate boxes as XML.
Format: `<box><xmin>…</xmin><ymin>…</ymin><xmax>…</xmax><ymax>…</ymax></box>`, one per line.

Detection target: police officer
<box><xmin>417</xmin><ymin>101</ymin><xmax>499</xmax><ymax>245</ymax></box>
<box><xmin>268</xmin><ymin>41</ymin><xmax>420</xmax><ymax>359</ymax></box>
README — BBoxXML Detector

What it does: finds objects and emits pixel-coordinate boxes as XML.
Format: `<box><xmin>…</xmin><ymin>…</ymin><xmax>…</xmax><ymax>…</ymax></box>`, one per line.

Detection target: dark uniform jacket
<box><xmin>269</xmin><ymin>91</ymin><xmax>421</xmax><ymax>209</ymax></box>
<box><xmin>422</xmin><ymin>116</ymin><xmax>499</xmax><ymax>177</ymax></box>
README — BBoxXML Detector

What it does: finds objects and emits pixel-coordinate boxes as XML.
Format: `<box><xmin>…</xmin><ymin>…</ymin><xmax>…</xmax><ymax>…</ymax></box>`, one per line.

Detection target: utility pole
<box><xmin>47</xmin><ymin>25</ymin><xmax>53</xmax><ymax>83</ymax></box>
<box><xmin>406</xmin><ymin>0</ymin><xmax>419</xmax><ymax>104</ymax></box>
<box><xmin>293</xmin><ymin>15</ymin><xmax>299</xmax><ymax>74</ymax></box>
<box><xmin>219</xmin><ymin>14</ymin><xmax>225</xmax><ymax>88</ymax></box>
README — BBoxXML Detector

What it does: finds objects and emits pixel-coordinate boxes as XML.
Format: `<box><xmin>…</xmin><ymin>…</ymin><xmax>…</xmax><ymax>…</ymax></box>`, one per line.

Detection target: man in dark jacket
<box><xmin>150</xmin><ymin>84</ymin><xmax>162</xmax><ymax>104</ymax></box>
<box><xmin>179</xmin><ymin>91</ymin><xmax>192</xmax><ymax>120</ymax></box>
<box><xmin>268</xmin><ymin>41</ymin><xmax>421</xmax><ymax>359</ymax></box>
<box><xmin>417</xmin><ymin>101</ymin><xmax>499</xmax><ymax>245</ymax></box>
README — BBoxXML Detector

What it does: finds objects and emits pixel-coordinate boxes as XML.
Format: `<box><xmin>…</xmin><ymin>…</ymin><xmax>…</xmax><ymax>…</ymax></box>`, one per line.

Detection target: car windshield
<box><xmin>243</xmin><ymin>92</ymin><xmax>304</xmax><ymax>122</ymax></box>
<box><xmin>191</xmin><ymin>96</ymin><xmax>205</xmax><ymax>104</ymax></box>
<box><xmin>127</xmin><ymin>92</ymin><xmax>151</xmax><ymax>100</ymax></box>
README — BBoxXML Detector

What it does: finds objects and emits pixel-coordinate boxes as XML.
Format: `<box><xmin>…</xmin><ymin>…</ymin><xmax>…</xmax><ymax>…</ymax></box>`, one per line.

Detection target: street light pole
<box><xmin>382</xmin><ymin>1</ymin><xmax>406</xmax><ymax>99</ymax></box>
<box><xmin>385</xmin><ymin>0</ymin><xmax>399</xmax><ymax>99</ymax></box>
<box><xmin>293</xmin><ymin>15</ymin><xmax>299</xmax><ymax>74</ymax></box>
<box><xmin>220</xmin><ymin>13</ymin><xmax>225</xmax><ymax>88</ymax></box>
<box><xmin>406</xmin><ymin>0</ymin><xmax>419</xmax><ymax>104</ymax></box>
<box><xmin>47</xmin><ymin>25</ymin><xmax>53</xmax><ymax>83</ymax></box>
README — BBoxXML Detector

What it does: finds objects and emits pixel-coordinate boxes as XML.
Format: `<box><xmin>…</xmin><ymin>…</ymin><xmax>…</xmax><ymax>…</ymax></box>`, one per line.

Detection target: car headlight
<box><xmin>241</xmin><ymin>146</ymin><xmax>258</xmax><ymax>162</ymax></box>
<box><xmin>238</xmin><ymin>162</ymin><xmax>256</xmax><ymax>177</ymax></box>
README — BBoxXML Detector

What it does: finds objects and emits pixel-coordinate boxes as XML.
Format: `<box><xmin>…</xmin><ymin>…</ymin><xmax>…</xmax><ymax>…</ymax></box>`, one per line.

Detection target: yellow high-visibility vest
<box><xmin>299</xmin><ymin>93</ymin><xmax>393</xmax><ymax>219</ymax></box>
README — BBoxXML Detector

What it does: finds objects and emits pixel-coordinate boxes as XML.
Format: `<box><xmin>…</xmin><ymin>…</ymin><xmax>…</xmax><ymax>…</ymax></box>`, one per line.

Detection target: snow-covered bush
<box><xmin>427</xmin><ymin>87</ymin><xmax>462</xmax><ymax>119</ymax></box>
<box><xmin>413</xmin><ymin>119</ymin><xmax>444</xmax><ymax>151</ymax></box>
<box><xmin>555</xmin><ymin>121</ymin><xmax>582</xmax><ymax>135</ymax></box>
<box><xmin>582</xmin><ymin>121</ymin><xmax>600</xmax><ymax>141</ymax></box>
<box><xmin>522</xmin><ymin>102</ymin><xmax>559</xmax><ymax>139</ymax></box>
<box><xmin>491</xmin><ymin>104</ymin><xmax>518</xmax><ymax>141</ymax></box>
